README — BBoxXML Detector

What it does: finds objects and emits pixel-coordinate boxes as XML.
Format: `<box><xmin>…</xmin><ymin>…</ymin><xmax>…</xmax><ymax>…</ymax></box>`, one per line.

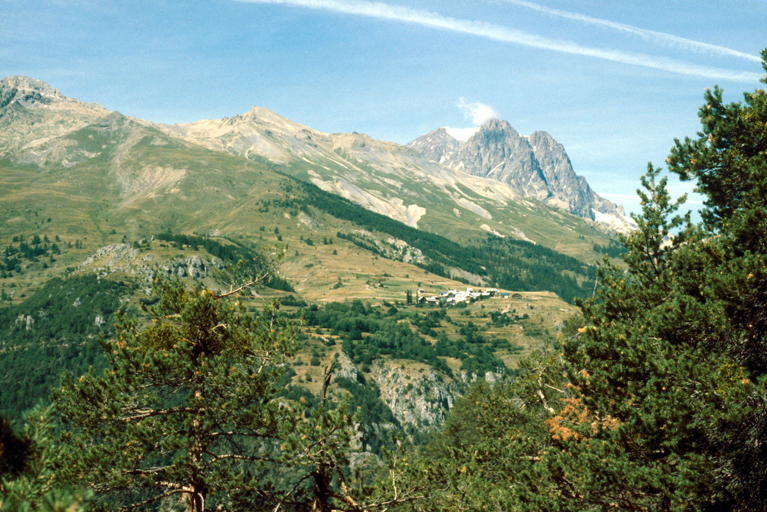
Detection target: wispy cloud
<box><xmin>500</xmin><ymin>0</ymin><xmax>762</xmax><ymax>63</ymax></box>
<box><xmin>458</xmin><ymin>98</ymin><xmax>498</xmax><ymax>125</ymax></box>
<box><xmin>236</xmin><ymin>0</ymin><xmax>762</xmax><ymax>82</ymax></box>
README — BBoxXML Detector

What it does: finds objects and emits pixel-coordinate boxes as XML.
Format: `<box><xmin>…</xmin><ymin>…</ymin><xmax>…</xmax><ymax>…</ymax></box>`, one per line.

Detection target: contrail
<box><xmin>500</xmin><ymin>0</ymin><xmax>762</xmax><ymax>63</ymax></box>
<box><xmin>236</xmin><ymin>0</ymin><xmax>762</xmax><ymax>82</ymax></box>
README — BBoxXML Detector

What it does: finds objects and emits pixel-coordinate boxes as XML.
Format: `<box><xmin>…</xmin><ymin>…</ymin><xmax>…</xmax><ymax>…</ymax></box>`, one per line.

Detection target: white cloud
<box><xmin>458</xmin><ymin>98</ymin><xmax>498</xmax><ymax>126</ymax></box>
<box><xmin>500</xmin><ymin>0</ymin><xmax>763</xmax><ymax>63</ymax></box>
<box><xmin>445</xmin><ymin>126</ymin><xmax>480</xmax><ymax>142</ymax></box>
<box><xmin>235</xmin><ymin>0</ymin><xmax>763</xmax><ymax>82</ymax></box>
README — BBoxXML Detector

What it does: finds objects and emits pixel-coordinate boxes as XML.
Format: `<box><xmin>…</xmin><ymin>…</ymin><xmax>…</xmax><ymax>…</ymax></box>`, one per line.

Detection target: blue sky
<box><xmin>3</xmin><ymin>0</ymin><xmax>766</xmax><ymax>217</ymax></box>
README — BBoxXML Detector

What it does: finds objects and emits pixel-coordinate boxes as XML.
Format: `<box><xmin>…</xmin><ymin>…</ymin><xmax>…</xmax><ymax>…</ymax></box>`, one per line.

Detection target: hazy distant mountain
<box><xmin>408</xmin><ymin>119</ymin><xmax>635</xmax><ymax>232</ymax></box>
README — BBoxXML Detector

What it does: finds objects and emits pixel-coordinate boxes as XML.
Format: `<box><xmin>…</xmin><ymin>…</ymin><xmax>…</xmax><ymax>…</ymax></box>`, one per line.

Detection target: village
<box><xmin>416</xmin><ymin>287</ymin><xmax>521</xmax><ymax>306</ymax></box>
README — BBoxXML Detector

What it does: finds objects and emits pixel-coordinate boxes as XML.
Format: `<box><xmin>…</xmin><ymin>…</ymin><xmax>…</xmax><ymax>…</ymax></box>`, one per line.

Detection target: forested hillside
<box><xmin>0</xmin><ymin>275</ymin><xmax>128</xmax><ymax>416</ymax></box>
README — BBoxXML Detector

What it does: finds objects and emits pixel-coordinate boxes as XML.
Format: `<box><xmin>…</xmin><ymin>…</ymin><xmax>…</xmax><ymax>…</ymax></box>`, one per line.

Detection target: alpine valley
<box><xmin>0</xmin><ymin>76</ymin><xmax>631</xmax><ymax>440</ymax></box>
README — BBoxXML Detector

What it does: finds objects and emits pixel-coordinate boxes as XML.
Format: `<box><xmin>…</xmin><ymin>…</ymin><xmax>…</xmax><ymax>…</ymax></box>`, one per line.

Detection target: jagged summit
<box><xmin>407</xmin><ymin>127</ymin><xmax>463</xmax><ymax>165</ymax></box>
<box><xmin>408</xmin><ymin>118</ymin><xmax>635</xmax><ymax>232</ymax></box>
<box><xmin>0</xmin><ymin>75</ymin><xmax>64</xmax><ymax>101</ymax></box>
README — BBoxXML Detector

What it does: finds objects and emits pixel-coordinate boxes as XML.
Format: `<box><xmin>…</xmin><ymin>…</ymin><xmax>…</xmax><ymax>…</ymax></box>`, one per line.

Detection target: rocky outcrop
<box><xmin>408</xmin><ymin>119</ymin><xmax>627</xmax><ymax>223</ymax></box>
<box><xmin>406</xmin><ymin>127</ymin><xmax>463</xmax><ymax>165</ymax></box>
<box><xmin>369</xmin><ymin>360</ymin><xmax>457</xmax><ymax>430</ymax></box>
<box><xmin>76</xmin><ymin>243</ymin><xmax>224</xmax><ymax>281</ymax></box>
<box><xmin>333</xmin><ymin>351</ymin><xmax>359</xmax><ymax>382</ymax></box>
<box><xmin>77</xmin><ymin>244</ymin><xmax>141</xmax><ymax>273</ymax></box>
<box><xmin>154</xmin><ymin>255</ymin><xmax>225</xmax><ymax>279</ymax></box>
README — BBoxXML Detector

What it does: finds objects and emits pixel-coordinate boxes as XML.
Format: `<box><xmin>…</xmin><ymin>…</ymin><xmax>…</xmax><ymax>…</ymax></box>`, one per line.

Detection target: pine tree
<box><xmin>53</xmin><ymin>276</ymin><xmax>302</xmax><ymax>511</ymax></box>
<box><xmin>661</xmin><ymin>48</ymin><xmax>767</xmax><ymax>508</ymax></box>
<box><xmin>555</xmin><ymin>49</ymin><xmax>767</xmax><ymax>510</ymax></box>
<box><xmin>1</xmin><ymin>404</ymin><xmax>91</xmax><ymax>511</ymax></box>
<box><xmin>52</xmin><ymin>262</ymin><xmax>431</xmax><ymax>510</ymax></box>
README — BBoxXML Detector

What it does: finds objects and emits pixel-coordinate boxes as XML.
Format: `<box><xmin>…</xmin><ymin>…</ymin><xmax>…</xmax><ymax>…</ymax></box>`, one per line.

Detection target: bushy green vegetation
<box><xmin>303</xmin><ymin>300</ymin><xmax>511</xmax><ymax>377</ymax></box>
<box><xmin>2</xmin><ymin>233</ymin><xmax>63</xmax><ymax>276</ymax></box>
<box><xmin>0</xmin><ymin>404</ymin><xmax>91</xmax><ymax>511</ymax></box>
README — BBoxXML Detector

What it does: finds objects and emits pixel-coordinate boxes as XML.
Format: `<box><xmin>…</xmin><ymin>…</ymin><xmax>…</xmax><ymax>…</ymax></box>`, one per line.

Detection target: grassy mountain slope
<box><xmin>0</xmin><ymin>77</ymin><xmax>616</xmax><ymax>304</ymax></box>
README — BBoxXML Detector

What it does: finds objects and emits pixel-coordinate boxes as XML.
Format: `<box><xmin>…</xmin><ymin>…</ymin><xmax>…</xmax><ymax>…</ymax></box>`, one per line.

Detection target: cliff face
<box><xmin>370</xmin><ymin>360</ymin><xmax>457</xmax><ymax>430</ymax></box>
<box><xmin>408</xmin><ymin>119</ymin><xmax>626</xmax><ymax>221</ymax></box>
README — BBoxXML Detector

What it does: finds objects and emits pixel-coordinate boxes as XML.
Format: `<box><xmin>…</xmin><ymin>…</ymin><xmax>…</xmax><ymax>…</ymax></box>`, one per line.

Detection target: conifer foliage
<box><xmin>542</xmin><ymin>48</ymin><xmax>767</xmax><ymax>511</ymax></box>
<box><xmin>0</xmin><ymin>404</ymin><xmax>91</xmax><ymax>511</ymax></box>
<box><xmin>52</xmin><ymin>274</ymin><xmax>302</xmax><ymax>511</ymax></box>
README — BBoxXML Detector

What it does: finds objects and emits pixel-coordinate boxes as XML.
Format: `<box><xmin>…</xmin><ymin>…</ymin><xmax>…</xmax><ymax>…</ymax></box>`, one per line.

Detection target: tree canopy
<box><xmin>52</xmin><ymin>278</ymin><xmax>302</xmax><ymax>511</ymax></box>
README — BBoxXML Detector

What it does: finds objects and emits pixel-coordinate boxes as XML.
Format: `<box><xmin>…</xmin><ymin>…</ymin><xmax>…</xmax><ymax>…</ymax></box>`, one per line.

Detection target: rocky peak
<box><xmin>0</xmin><ymin>76</ymin><xmax>64</xmax><ymax>106</ymax></box>
<box><xmin>437</xmin><ymin>118</ymin><xmax>549</xmax><ymax>201</ymax></box>
<box><xmin>407</xmin><ymin>127</ymin><xmax>463</xmax><ymax>164</ymax></box>
<box><xmin>409</xmin><ymin>118</ymin><xmax>629</xmax><ymax>226</ymax></box>
<box><xmin>470</xmin><ymin>118</ymin><xmax>518</xmax><ymax>143</ymax></box>
<box><xmin>233</xmin><ymin>105</ymin><xmax>300</xmax><ymax>130</ymax></box>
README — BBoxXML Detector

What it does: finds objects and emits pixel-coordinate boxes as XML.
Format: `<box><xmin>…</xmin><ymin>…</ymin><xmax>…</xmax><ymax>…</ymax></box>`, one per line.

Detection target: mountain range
<box><xmin>160</xmin><ymin>100</ymin><xmax>634</xmax><ymax>234</ymax></box>
<box><xmin>0</xmin><ymin>75</ymin><xmax>634</xmax><ymax>235</ymax></box>
<box><xmin>0</xmin><ymin>75</ymin><xmax>631</xmax><ymax>299</ymax></box>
